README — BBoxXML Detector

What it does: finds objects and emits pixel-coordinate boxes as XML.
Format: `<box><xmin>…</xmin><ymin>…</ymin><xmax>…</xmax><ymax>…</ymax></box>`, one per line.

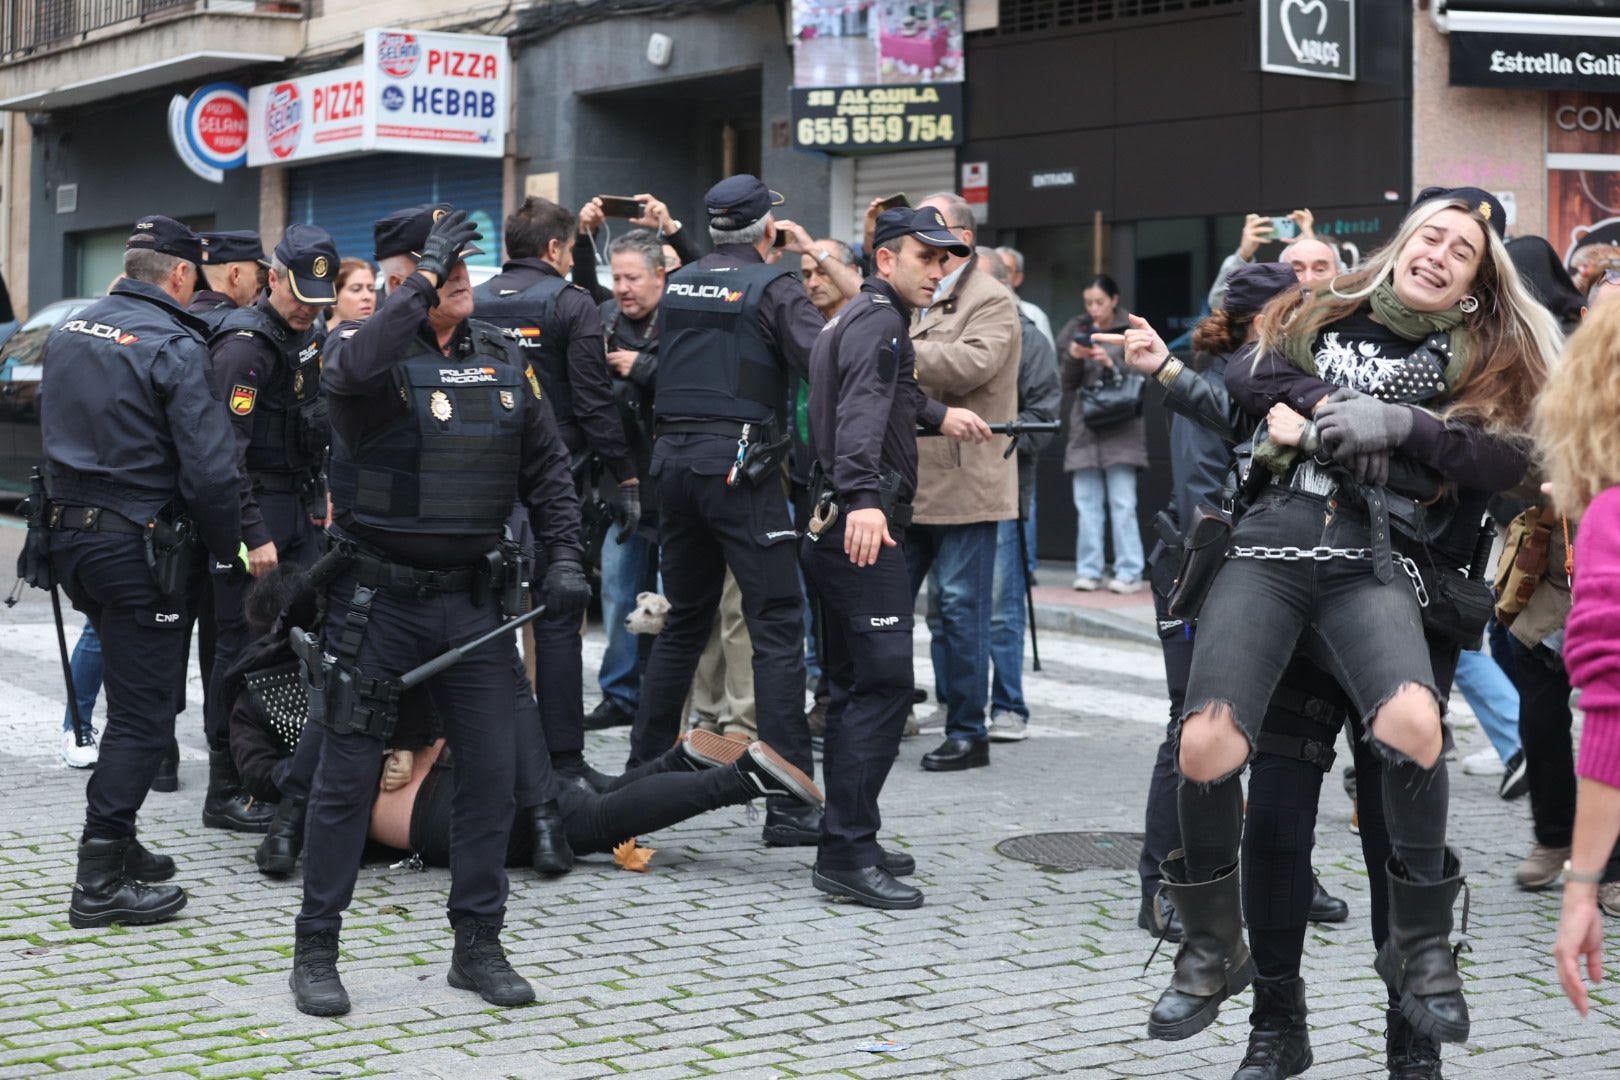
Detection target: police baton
<box><xmin>917</xmin><ymin>419</ymin><xmax>1061</xmax><ymax>458</ymax></box>
<box><xmin>397</xmin><ymin>604</ymin><xmax>550</xmax><ymax>691</ymax></box>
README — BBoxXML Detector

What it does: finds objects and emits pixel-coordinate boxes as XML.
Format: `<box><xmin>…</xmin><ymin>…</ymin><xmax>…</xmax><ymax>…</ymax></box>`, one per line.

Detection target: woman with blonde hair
<box><xmin>1543</xmin><ymin>300</ymin><xmax>1620</xmax><ymax>1017</ymax></box>
<box><xmin>1111</xmin><ymin>188</ymin><xmax>1562</xmax><ymax>1064</ymax></box>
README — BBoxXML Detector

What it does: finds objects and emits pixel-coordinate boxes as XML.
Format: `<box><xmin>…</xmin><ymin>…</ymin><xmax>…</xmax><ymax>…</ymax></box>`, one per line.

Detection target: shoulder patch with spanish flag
<box><xmin>229</xmin><ymin>384</ymin><xmax>257</xmax><ymax>416</ymax></box>
<box><xmin>524</xmin><ymin>364</ymin><xmax>543</xmax><ymax>401</ymax></box>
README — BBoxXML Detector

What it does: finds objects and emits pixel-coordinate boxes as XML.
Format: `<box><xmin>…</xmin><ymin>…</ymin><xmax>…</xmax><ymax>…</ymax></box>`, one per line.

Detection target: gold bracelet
<box><xmin>1154</xmin><ymin>357</ymin><xmax>1184</xmax><ymax>387</ymax></box>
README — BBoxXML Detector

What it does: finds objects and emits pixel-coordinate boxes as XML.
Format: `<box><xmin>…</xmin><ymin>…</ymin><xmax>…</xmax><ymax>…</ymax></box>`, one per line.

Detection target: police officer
<box><xmin>41</xmin><ymin>216</ymin><xmax>245</xmax><ymax>928</ymax></box>
<box><xmin>290</xmin><ymin>204</ymin><xmax>589</xmax><ymax>1017</ymax></box>
<box><xmin>190</xmin><ymin>231</ymin><xmax>268</xmax><ymax>329</ymax></box>
<box><xmin>202</xmin><ymin>224</ymin><xmax>337</xmax><ymax>834</ymax></box>
<box><xmin>472</xmin><ymin>196</ymin><xmax>635</xmax><ymax>792</ymax></box>
<box><xmin>802</xmin><ymin>207</ymin><xmax>991</xmax><ymax>909</ymax></box>
<box><xmin>629</xmin><ymin>174</ymin><xmax>823</xmax><ymax>846</ymax></box>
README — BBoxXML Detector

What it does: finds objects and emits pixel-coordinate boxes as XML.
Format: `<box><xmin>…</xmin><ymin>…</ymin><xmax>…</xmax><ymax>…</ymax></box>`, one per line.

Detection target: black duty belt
<box><xmin>347</xmin><ymin>552</ymin><xmax>478</xmax><ymax>594</ymax></box>
<box><xmin>656</xmin><ymin>420</ymin><xmax>752</xmax><ymax>438</ymax></box>
<box><xmin>47</xmin><ymin>505</ymin><xmax>144</xmax><ymax>536</ymax></box>
<box><xmin>252</xmin><ymin>471</ymin><xmax>310</xmax><ymax>494</ymax></box>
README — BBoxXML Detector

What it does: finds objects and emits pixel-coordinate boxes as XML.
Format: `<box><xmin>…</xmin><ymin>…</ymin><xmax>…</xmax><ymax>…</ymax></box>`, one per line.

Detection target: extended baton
<box><xmin>396</xmin><ymin>604</ymin><xmax>550</xmax><ymax>690</ymax></box>
<box><xmin>918</xmin><ymin>419</ymin><xmax>1061</xmax><ymax>458</ymax></box>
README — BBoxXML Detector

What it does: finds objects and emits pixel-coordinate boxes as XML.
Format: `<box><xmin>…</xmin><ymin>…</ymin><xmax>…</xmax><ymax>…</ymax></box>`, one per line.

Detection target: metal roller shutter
<box><xmin>848</xmin><ymin>149</ymin><xmax>957</xmax><ymax>240</ymax></box>
<box><xmin>287</xmin><ymin>154</ymin><xmax>504</xmax><ymax>268</ymax></box>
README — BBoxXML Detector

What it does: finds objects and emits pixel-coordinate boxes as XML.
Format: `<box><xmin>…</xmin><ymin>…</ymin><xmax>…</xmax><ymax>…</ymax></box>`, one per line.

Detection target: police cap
<box><xmin>1221</xmin><ymin>261</ymin><xmax>1297</xmax><ymax>317</ymax></box>
<box><xmin>872</xmin><ymin>206</ymin><xmax>970</xmax><ymax>257</ymax></box>
<box><xmin>199</xmin><ymin>230</ymin><xmax>268</xmax><ymax>266</ymax></box>
<box><xmin>373</xmin><ymin>202</ymin><xmax>485</xmax><ymax>263</ymax></box>
<box><xmin>127</xmin><ymin>215</ymin><xmax>202</xmax><ymax>263</ymax></box>
<box><xmin>274</xmin><ymin>223</ymin><xmax>340</xmax><ymax>305</ymax></box>
<box><xmin>704</xmin><ymin>175</ymin><xmax>784</xmax><ymax>229</ymax></box>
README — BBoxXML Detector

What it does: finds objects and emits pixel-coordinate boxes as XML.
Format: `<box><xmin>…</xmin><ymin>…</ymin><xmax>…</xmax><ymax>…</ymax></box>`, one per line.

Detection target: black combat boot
<box><xmin>290</xmin><ymin>929</ymin><xmax>350</xmax><ymax>1016</ymax></box>
<box><xmin>1385</xmin><ymin>1008</ymin><xmax>1443</xmax><ymax>1078</ymax></box>
<box><xmin>69</xmin><ymin>837</ymin><xmax>186</xmax><ymax>929</ymax></box>
<box><xmin>150</xmin><ymin>739</ymin><xmax>179</xmax><ymax>794</ymax></box>
<box><xmin>1374</xmin><ymin>851</ymin><xmax>1470</xmax><ymax>1045</ymax></box>
<box><xmin>762</xmin><ymin>800</ymin><xmax>822</xmax><ymax>847</ymax></box>
<box><xmin>1147</xmin><ymin>851</ymin><xmax>1256</xmax><ymax>1041</ymax></box>
<box><xmin>202</xmin><ymin>750</ymin><xmax>275</xmax><ymax>832</ymax></box>
<box><xmin>529</xmin><ymin>800</ymin><xmax>574</xmax><ymax>877</ymax></box>
<box><xmin>1231</xmin><ymin>976</ymin><xmax>1312</xmax><ymax>1079</ymax></box>
<box><xmin>125</xmin><ymin>837</ymin><xmax>176</xmax><ymax>882</ymax></box>
<box><xmin>1307</xmin><ymin>869</ymin><xmax>1350</xmax><ymax>923</ymax></box>
<box><xmin>551</xmin><ymin>750</ymin><xmax>617</xmax><ymax>794</ymax></box>
<box><xmin>256</xmin><ymin>796</ymin><xmax>306</xmax><ymax>877</ymax></box>
<box><xmin>448</xmin><ymin>919</ymin><xmax>535</xmax><ymax>1006</ymax></box>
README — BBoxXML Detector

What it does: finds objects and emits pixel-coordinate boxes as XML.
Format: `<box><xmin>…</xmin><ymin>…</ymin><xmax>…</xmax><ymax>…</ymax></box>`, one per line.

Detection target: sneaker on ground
<box><xmin>915</xmin><ymin>707</ymin><xmax>947</xmax><ymax>734</ymax></box>
<box><xmin>1072</xmin><ymin>576</ymin><xmax>1100</xmax><ymax>592</ymax></box>
<box><xmin>1106</xmin><ymin>577</ymin><xmax>1145</xmax><ymax>594</ymax></box>
<box><xmin>1459</xmin><ymin>747</ymin><xmax>1505</xmax><ymax>776</ymax></box>
<box><xmin>1515</xmin><ymin>843</ymin><xmax>1571</xmax><ymax>890</ymax></box>
<box><xmin>987</xmin><ymin>711</ymin><xmax>1029</xmax><ymax>742</ymax></box>
<box><xmin>61</xmin><ymin>727</ymin><xmax>99</xmax><ymax>769</ymax></box>
<box><xmin>1601</xmin><ymin>882</ymin><xmax>1620</xmax><ymax>919</ymax></box>
<box><xmin>1499</xmin><ymin>749</ymin><xmax>1530</xmax><ymax>800</ymax></box>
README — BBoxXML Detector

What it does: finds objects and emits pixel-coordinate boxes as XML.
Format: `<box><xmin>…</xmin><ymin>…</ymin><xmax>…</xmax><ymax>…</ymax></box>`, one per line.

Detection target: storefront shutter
<box><xmin>287</xmin><ymin>154</ymin><xmax>504</xmax><ymax>268</ymax></box>
<box><xmin>849</xmin><ymin>149</ymin><xmax>958</xmax><ymax>241</ymax></box>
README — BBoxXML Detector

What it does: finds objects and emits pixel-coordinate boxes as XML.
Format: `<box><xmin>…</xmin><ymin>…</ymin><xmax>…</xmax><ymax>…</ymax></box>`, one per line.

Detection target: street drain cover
<box><xmin>995</xmin><ymin>831</ymin><xmax>1144</xmax><ymax>872</ymax></box>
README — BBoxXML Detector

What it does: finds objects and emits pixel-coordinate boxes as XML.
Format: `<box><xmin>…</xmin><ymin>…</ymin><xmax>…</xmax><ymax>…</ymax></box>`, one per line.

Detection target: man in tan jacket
<box><xmin>907</xmin><ymin>192</ymin><xmax>1022</xmax><ymax>772</ymax></box>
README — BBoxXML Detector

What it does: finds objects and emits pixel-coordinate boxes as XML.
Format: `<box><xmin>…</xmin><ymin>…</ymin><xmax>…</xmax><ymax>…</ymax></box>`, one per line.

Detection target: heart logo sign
<box><xmin>1279</xmin><ymin>0</ymin><xmax>1342</xmax><ymax>69</ymax></box>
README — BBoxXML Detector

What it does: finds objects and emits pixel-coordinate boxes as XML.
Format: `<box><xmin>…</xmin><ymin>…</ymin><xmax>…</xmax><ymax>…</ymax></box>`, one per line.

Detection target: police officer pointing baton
<box><xmin>802</xmin><ymin>206</ymin><xmax>992</xmax><ymax>909</ymax></box>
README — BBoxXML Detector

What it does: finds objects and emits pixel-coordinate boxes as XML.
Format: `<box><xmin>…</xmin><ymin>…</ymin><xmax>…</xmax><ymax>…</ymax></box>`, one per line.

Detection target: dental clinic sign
<box><xmin>1261</xmin><ymin>0</ymin><xmax>1356</xmax><ymax>82</ymax></box>
<box><xmin>246</xmin><ymin>28</ymin><xmax>506</xmax><ymax>166</ymax></box>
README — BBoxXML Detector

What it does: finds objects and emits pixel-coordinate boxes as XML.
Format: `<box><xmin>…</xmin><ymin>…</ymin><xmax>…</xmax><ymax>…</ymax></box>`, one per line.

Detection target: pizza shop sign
<box><xmin>245</xmin><ymin>27</ymin><xmax>507</xmax><ymax>166</ymax></box>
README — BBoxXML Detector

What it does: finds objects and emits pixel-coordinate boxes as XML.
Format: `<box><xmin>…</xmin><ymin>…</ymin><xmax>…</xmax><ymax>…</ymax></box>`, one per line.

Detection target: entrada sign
<box><xmin>1260</xmin><ymin>0</ymin><xmax>1356</xmax><ymax>82</ymax></box>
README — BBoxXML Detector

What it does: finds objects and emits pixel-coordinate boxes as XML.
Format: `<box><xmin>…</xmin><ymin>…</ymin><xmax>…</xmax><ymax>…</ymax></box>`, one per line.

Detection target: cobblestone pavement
<box><xmin>0</xmin><ymin>596</ymin><xmax>1614</xmax><ymax>1078</ymax></box>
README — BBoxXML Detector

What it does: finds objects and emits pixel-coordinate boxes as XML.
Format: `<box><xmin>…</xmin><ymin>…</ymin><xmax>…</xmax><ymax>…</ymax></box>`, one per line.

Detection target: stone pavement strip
<box><xmin>0</xmin><ymin>612</ymin><xmax>1615</xmax><ymax>1079</ymax></box>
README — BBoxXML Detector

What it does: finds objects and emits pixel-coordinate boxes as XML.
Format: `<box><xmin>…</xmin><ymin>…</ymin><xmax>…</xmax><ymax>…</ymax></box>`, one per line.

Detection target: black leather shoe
<box><xmin>552</xmin><ymin>751</ymin><xmax>617</xmax><ymax>794</ymax></box>
<box><xmin>879</xmin><ymin>846</ymin><xmax>915</xmax><ymax>877</ymax></box>
<box><xmin>150</xmin><ymin>740</ymin><xmax>179</xmax><ymax>794</ymax></box>
<box><xmin>736</xmin><ymin>742</ymin><xmax>823</xmax><ymax>807</ymax></box>
<box><xmin>448</xmin><ymin>920</ymin><xmax>534</xmax><ymax>1006</ymax></box>
<box><xmin>125</xmin><ymin>838</ymin><xmax>176</xmax><ymax>883</ymax></box>
<box><xmin>256</xmin><ymin>797</ymin><xmax>306</xmax><ymax>878</ymax></box>
<box><xmin>1139</xmin><ymin>890</ymin><xmax>1184</xmax><ymax>943</ymax></box>
<box><xmin>812</xmin><ymin>864</ymin><xmax>924</xmax><ymax>910</ymax></box>
<box><xmin>1385</xmin><ymin>1008</ymin><xmax>1443</xmax><ymax>1078</ymax></box>
<box><xmin>69</xmin><ymin>837</ymin><xmax>186</xmax><ymax>929</ymax></box>
<box><xmin>584</xmin><ymin>698</ymin><xmax>634</xmax><ymax>731</ymax></box>
<box><xmin>920</xmin><ymin>737</ymin><xmax>989</xmax><ymax>772</ymax></box>
<box><xmin>291</xmin><ymin>929</ymin><xmax>350</xmax><ymax>1016</ymax></box>
<box><xmin>1308</xmin><ymin>870</ymin><xmax>1349</xmax><ymax>924</ymax></box>
<box><xmin>1233</xmin><ymin>976</ymin><xmax>1312</xmax><ymax>1079</ymax></box>
<box><xmin>762</xmin><ymin>799</ymin><xmax>822</xmax><ymax>847</ymax></box>
<box><xmin>529</xmin><ymin>800</ymin><xmax>574</xmax><ymax>877</ymax></box>
<box><xmin>202</xmin><ymin>750</ymin><xmax>275</xmax><ymax>832</ymax></box>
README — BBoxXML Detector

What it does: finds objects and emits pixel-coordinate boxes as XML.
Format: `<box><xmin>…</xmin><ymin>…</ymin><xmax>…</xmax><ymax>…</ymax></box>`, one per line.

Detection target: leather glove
<box><xmin>1313</xmin><ymin>387</ymin><xmax>1414</xmax><ymax>457</ymax></box>
<box><xmin>541</xmin><ymin>558</ymin><xmax>592</xmax><ymax>618</ymax></box>
<box><xmin>614</xmin><ymin>481</ymin><xmax>641</xmax><ymax>543</ymax></box>
<box><xmin>417</xmin><ymin>208</ymin><xmax>481</xmax><ymax>282</ymax></box>
<box><xmin>1346</xmin><ymin>448</ymin><xmax>1391</xmax><ymax>487</ymax></box>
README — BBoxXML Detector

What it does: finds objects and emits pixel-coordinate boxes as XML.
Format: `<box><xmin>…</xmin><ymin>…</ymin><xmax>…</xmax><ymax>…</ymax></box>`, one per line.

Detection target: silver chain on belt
<box><xmin>1226</xmin><ymin>545</ymin><xmax>1430</xmax><ymax>607</ymax></box>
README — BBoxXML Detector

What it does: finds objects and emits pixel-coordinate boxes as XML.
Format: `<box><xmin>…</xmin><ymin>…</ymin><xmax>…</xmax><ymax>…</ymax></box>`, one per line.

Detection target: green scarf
<box><xmin>1257</xmin><ymin>279</ymin><xmax>1472</xmax><ymax>475</ymax></box>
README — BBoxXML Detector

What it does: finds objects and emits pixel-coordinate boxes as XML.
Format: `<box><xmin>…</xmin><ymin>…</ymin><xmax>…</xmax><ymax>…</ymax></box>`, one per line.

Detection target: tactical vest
<box><xmin>472</xmin><ymin>273</ymin><xmax>573</xmax><ymax>424</ymax></box>
<box><xmin>189</xmin><ymin>299</ymin><xmax>237</xmax><ymax>336</ymax></box>
<box><xmin>655</xmin><ymin>262</ymin><xmax>794</xmax><ymax>424</ymax></box>
<box><xmin>326</xmin><ymin>323</ymin><xmax>524</xmax><ymax>535</ymax></box>
<box><xmin>212</xmin><ymin>305</ymin><xmax>325</xmax><ymax>474</ymax></box>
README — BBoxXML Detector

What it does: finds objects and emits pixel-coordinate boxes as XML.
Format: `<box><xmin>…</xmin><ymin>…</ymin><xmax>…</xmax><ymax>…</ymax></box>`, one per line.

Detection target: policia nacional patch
<box><xmin>229</xmin><ymin>384</ymin><xmax>257</xmax><ymax>416</ymax></box>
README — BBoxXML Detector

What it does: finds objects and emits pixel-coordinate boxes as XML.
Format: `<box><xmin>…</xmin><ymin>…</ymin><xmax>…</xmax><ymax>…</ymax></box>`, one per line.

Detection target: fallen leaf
<box><xmin>377</xmin><ymin>904</ymin><xmax>408</xmax><ymax>916</ymax></box>
<box><xmin>612</xmin><ymin>837</ymin><xmax>656</xmax><ymax>872</ymax></box>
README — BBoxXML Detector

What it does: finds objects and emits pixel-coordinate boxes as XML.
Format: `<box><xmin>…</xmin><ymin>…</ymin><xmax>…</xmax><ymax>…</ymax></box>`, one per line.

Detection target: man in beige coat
<box><xmin>907</xmin><ymin>192</ymin><xmax>1021</xmax><ymax>771</ymax></box>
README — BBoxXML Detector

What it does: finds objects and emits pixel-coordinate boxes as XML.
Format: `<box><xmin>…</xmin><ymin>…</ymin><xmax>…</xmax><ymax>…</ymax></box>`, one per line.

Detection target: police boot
<box><xmin>762</xmin><ymin>799</ymin><xmax>822</xmax><ymax>847</ymax></box>
<box><xmin>1147</xmin><ymin>852</ymin><xmax>1255</xmax><ymax>1041</ymax></box>
<box><xmin>551</xmin><ymin>750</ymin><xmax>617</xmax><ymax>794</ymax></box>
<box><xmin>1374</xmin><ymin>851</ymin><xmax>1470</xmax><ymax>1045</ymax></box>
<box><xmin>290</xmin><ymin>929</ymin><xmax>350</xmax><ymax>1016</ymax></box>
<box><xmin>69</xmin><ymin>837</ymin><xmax>187</xmax><ymax>929</ymax></box>
<box><xmin>202</xmin><ymin>750</ymin><xmax>275</xmax><ymax>832</ymax></box>
<box><xmin>529</xmin><ymin>800</ymin><xmax>574</xmax><ymax>877</ymax></box>
<box><xmin>150</xmin><ymin>739</ymin><xmax>179</xmax><ymax>794</ymax></box>
<box><xmin>448</xmin><ymin>919</ymin><xmax>535</xmax><ymax>1007</ymax></box>
<box><xmin>256</xmin><ymin>797</ymin><xmax>306</xmax><ymax>878</ymax></box>
<box><xmin>125</xmin><ymin>837</ymin><xmax>176</xmax><ymax>882</ymax></box>
<box><xmin>1384</xmin><ymin>1008</ymin><xmax>1443</xmax><ymax>1078</ymax></box>
<box><xmin>1308</xmin><ymin>869</ymin><xmax>1350</xmax><ymax>924</ymax></box>
<box><xmin>1231</xmin><ymin>976</ymin><xmax>1312</xmax><ymax>1079</ymax></box>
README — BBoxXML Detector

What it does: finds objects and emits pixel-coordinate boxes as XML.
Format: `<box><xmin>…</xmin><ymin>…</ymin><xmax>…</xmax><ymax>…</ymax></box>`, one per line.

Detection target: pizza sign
<box><xmin>167</xmin><ymin>82</ymin><xmax>249</xmax><ymax>183</ymax></box>
<box><xmin>264</xmin><ymin>83</ymin><xmax>303</xmax><ymax>160</ymax></box>
<box><xmin>376</xmin><ymin>33</ymin><xmax>422</xmax><ymax>78</ymax></box>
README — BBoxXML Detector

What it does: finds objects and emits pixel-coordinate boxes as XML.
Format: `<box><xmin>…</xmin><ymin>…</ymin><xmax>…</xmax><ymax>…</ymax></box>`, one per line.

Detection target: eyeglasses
<box><xmin>1603</xmin><ymin>268</ymin><xmax>1620</xmax><ymax>287</ymax></box>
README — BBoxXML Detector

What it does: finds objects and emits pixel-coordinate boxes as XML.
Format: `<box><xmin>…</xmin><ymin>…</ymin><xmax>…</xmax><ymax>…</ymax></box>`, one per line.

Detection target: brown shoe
<box><xmin>739</xmin><ymin>741</ymin><xmax>824</xmax><ymax>807</ymax></box>
<box><xmin>680</xmin><ymin>729</ymin><xmax>749</xmax><ymax>770</ymax></box>
<box><xmin>1514</xmin><ymin>843</ymin><xmax>1571</xmax><ymax>891</ymax></box>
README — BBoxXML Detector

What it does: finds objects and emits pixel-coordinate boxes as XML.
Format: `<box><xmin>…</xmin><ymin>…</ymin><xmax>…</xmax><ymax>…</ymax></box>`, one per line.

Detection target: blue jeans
<box><xmin>990</xmin><ymin>517</ymin><xmax>1030</xmax><ymax>719</ymax></box>
<box><xmin>909</xmin><ymin>522</ymin><xmax>997</xmax><ymax>742</ymax></box>
<box><xmin>1071</xmin><ymin>464</ymin><xmax>1144</xmax><ymax>581</ymax></box>
<box><xmin>1024</xmin><ymin>489</ymin><xmax>1039</xmax><ymax>577</ymax></box>
<box><xmin>597</xmin><ymin>531</ymin><xmax>654</xmax><ymax>712</ymax></box>
<box><xmin>62</xmin><ymin>619</ymin><xmax>103</xmax><ymax>732</ymax></box>
<box><xmin>1453</xmin><ymin>647</ymin><xmax>1521</xmax><ymax>763</ymax></box>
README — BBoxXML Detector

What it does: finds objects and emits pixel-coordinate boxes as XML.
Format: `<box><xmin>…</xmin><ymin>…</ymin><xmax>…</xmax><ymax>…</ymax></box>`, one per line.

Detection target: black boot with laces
<box><xmin>448</xmin><ymin>919</ymin><xmax>534</xmax><ymax>1006</ymax></box>
<box><xmin>1231</xmin><ymin>976</ymin><xmax>1312</xmax><ymax>1079</ymax></box>
<box><xmin>290</xmin><ymin>929</ymin><xmax>350</xmax><ymax>1016</ymax></box>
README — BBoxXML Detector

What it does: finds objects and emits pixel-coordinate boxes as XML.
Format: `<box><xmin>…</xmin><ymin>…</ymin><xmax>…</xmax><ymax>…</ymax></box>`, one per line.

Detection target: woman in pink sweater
<box><xmin>1541</xmin><ymin>298</ymin><xmax>1620</xmax><ymax>1014</ymax></box>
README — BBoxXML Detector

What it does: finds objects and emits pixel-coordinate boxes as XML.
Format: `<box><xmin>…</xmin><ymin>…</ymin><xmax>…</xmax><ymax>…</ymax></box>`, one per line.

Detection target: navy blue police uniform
<box><xmin>800</xmin><ymin>209</ymin><xmax>964</xmax><ymax>907</ymax></box>
<box><xmin>290</xmin><ymin>204</ymin><xmax>585</xmax><ymax>1017</ymax></box>
<box><xmin>41</xmin><ymin>216</ymin><xmax>244</xmax><ymax>927</ymax></box>
<box><xmin>189</xmin><ymin>231</ymin><xmax>269</xmax><ymax>332</ymax></box>
<box><xmin>629</xmin><ymin>175</ymin><xmax>822</xmax><ymax>845</ymax></box>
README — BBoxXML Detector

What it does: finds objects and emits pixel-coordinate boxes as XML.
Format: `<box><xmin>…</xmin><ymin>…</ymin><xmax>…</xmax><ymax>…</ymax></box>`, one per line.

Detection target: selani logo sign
<box><xmin>1261</xmin><ymin>0</ymin><xmax>1356</xmax><ymax>82</ymax></box>
<box><xmin>168</xmin><ymin>83</ymin><xmax>249</xmax><ymax>183</ymax></box>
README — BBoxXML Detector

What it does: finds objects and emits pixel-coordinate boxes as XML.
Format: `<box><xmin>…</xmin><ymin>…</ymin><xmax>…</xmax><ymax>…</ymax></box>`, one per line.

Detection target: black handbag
<box><xmin>1166</xmin><ymin>503</ymin><xmax>1233</xmax><ymax>621</ymax></box>
<box><xmin>1080</xmin><ymin>368</ymin><xmax>1146</xmax><ymax>430</ymax></box>
<box><xmin>1415</xmin><ymin>565</ymin><xmax>1495</xmax><ymax>649</ymax></box>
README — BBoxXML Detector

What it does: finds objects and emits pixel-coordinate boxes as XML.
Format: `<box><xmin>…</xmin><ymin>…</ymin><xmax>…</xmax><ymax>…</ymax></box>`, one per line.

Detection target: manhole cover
<box><xmin>995</xmin><ymin>831</ymin><xmax>1144</xmax><ymax>872</ymax></box>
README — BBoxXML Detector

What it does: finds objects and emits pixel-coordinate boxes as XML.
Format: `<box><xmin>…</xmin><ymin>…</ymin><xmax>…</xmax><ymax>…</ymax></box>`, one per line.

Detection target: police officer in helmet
<box><xmin>629</xmin><ymin>174</ymin><xmax>823</xmax><ymax>847</ymax></box>
<box><xmin>191</xmin><ymin>231</ymin><xmax>268</xmax><ymax>330</ymax></box>
<box><xmin>290</xmin><ymin>204</ymin><xmax>589</xmax><ymax>1017</ymax></box>
<box><xmin>41</xmin><ymin>215</ymin><xmax>245</xmax><ymax>929</ymax></box>
<box><xmin>473</xmin><ymin>196</ymin><xmax>636</xmax><ymax>793</ymax></box>
<box><xmin>803</xmin><ymin>207</ymin><xmax>992</xmax><ymax>909</ymax></box>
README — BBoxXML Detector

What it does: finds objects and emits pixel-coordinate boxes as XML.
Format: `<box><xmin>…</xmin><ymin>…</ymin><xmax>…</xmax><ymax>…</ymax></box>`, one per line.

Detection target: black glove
<box><xmin>614</xmin><ymin>481</ymin><xmax>641</xmax><ymax>542</ymax></box>
<box><xmin>1314</xmin><ymin>387</ymin><xmax>1414</xmax><ymax>457</ymax></box>
<box><xmin>417</xmin><ymin>208</ymin><xmax>481</xmax><ymax>282</ymax></box>
<box><xmin>1346</xmin><ymin>448</ymin><xmax>1391</xmax><ymax>487</ymax></box>
<box><xmin>541</xmin><ymin>558</ymin><xmax>592</xmax><ymax>618</ymax></box>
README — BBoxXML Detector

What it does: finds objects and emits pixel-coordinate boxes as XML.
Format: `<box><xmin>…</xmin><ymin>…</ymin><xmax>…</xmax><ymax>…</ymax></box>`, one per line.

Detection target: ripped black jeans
<box><xmin>1178</xmin><ymin>488</ymin><xmax>1453</xmax><ymax>885</ymax></box>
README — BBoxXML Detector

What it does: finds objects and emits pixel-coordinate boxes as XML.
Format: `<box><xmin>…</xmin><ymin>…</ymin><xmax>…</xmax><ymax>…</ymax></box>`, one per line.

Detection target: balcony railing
<box><xmin>1</xmin><ymin>0</ymin><xmax>305</xmax><ymax>65</ymax></box>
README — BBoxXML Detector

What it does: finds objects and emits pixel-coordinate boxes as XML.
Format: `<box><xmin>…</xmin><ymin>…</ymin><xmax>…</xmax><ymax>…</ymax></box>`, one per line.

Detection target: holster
<box><xmin>1166</xmin><ymin>503</ymin><xmax>1232</xmax><ymax>621</ymax></box>
<box><xmin>290</xmin><ymin>581</ymin><xmax>403</xmax><ymax>742</ymax></box>
<box><xmin>143</xmin><ymin>514</ymin><xmax>197</xmax><ymax>598</ymax></box>
<box><xmin>739</xmin><ymin>429</ymin><xmax>791</xmax><ymax>487</ymax></box>
<box><xmin>497</xmin><ymin>531</ymin><xmax>533</xmax><ymax>619</ymax></box>
<box><xmin>13</xmin><ymin>467</ymin><xmax>53</xmax><ymax>593</ymax></box>
<box><xmin>876</xmin><ymin>471</ymin><xmax>912</xmax><ymax>530</ymax></box>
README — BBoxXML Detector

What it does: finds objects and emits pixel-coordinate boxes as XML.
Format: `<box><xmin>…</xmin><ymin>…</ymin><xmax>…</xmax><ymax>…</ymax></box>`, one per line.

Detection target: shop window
<box><xmin>983</xmin><ymin>0</ymin><xmax>1240</xmax><ymax>36</ymax></box>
